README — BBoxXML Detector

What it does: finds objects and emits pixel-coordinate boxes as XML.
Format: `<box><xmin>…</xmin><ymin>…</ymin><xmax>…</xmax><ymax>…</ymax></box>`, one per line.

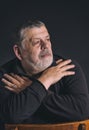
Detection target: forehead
<box><xmin>22</xmin><ymin>26</ymin><xmax>49</xmax><ymax>39</ymax></box>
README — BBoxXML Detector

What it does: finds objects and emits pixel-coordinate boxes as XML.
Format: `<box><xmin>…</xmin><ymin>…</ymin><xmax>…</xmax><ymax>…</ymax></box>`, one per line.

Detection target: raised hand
<box><xmin>38</xmin><ymin>59</ymin><xmax>75</xmax><ymax>90</ymax></box>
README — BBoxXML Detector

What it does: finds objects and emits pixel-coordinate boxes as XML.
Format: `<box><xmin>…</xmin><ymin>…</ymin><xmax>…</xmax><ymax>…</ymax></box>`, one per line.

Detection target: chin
<box><xmin>40</xmin><ymin>57</ymin><xmax>53</xmax><ymax>71</ymax></box>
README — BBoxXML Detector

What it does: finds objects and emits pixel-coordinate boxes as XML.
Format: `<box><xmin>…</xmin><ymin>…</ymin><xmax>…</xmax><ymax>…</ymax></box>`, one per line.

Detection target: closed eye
<box><xmin>32</xmin><ymin>40</ymin><xmax>41</xmax><ymax>46</ymax></box>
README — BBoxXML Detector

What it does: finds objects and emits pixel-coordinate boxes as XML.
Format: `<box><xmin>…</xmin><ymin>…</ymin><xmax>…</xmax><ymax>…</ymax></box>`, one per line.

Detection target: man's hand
<box><xmin>1</xmin><ymin>74</ymin><xmax>32</xmax><ymax>93</ymax></box>
<box><xmin>38</xmin><ymin>59</ymin><xmax>75</xmax><ymax>90</ymax></box>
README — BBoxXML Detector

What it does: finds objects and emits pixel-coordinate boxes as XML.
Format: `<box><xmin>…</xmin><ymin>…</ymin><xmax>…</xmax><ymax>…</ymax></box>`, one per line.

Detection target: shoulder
<box><xmin>53</xmin><ymin>54</ymin><xmax>65</xmax><ymax>61</ymax></box>
<box><xmin>0</xmin><ymin>58</ymin><xmax>19</xmax><ymax>74</ymax></box>
<box><xmin>53</xmin><ymin>54</ymin><xmax>84</xmax><ymax>77</ymax></box>
<box><xmin>53</xmin><ymin>54</ymin><xmax>79</xmax><ymax>66</ymax></box>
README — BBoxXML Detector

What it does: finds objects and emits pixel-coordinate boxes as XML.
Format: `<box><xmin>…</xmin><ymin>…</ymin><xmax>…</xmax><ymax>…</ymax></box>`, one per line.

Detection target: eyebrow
<box><xmin>28</xmin><ymin>34</ymin><xmax>50</xmax><ymax>44</ymax></box>
<box><xmin>32</xmin><ymin>35</ymin><xmax>50</xmax><ymax>40</ymax></box>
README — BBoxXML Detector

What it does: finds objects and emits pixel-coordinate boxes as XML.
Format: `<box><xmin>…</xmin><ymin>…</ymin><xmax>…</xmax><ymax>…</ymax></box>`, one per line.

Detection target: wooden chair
<box><xmin>5</xmin><ymin>119</ymin><xmax>89</xmax><ymax>130</ymax></box>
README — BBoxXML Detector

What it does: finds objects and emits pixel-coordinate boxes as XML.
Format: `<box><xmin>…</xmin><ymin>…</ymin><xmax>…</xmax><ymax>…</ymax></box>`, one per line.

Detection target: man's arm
<box><xmin>38</xmin><ymin>60</ymin><xmax>89</xmax><ymax>122</ymax></box>
<box><xmin>0</xmin><ymin>79</ymin><xmax>47</xmax><ymax>123</ymax></box>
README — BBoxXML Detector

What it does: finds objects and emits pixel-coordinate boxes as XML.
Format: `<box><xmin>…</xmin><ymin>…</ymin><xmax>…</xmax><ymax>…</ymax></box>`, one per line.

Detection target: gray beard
<box><xmin>25</xmin><ymin>56</ymin><xmax>53</xmax><ymax>75</ymax></box>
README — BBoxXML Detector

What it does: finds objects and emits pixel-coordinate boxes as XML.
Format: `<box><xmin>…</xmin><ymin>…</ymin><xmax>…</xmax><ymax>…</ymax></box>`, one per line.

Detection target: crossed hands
<box><xmin>1</xmin><ymin>59</ymin><xmax>75</xmax><ymax>93</ymax></box>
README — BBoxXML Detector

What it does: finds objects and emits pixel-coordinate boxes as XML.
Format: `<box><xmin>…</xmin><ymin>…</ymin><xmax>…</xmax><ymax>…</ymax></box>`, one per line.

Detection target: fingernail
<box><xmin>68</xmin><ymin>59</ymin><xmax>72</xmax><ymax>62</ymax></box>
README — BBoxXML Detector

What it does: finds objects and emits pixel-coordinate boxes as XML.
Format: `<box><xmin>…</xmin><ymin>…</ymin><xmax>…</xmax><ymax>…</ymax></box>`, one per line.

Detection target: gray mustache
<box><xmin>40</xmin><ymin>50</ymin><xmax>50</xmax><ymax>56</ymax></box>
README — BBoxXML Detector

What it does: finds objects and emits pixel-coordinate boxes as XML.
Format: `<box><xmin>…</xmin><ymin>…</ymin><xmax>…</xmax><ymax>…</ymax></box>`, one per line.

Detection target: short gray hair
<box><xmin>12</xmin><ymin>20</ymin><xmax>45</xmax><ymax>46</ymax></box>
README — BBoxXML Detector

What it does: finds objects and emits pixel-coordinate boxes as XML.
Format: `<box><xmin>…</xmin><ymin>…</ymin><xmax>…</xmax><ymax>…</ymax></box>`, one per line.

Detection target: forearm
<box><xmin>41</xmin><ymin>92</ymin><xmax>89</xmax><ymax>122</ymax></box>
<box><xmin>0</xmin><ymin>80</ymin><xmax>47</xmax><ymax>123</ymax></box>
<box><xmin>39</xmin><ymin>60</ymin><xmax>89</xmax><ymax>122</ymax></box>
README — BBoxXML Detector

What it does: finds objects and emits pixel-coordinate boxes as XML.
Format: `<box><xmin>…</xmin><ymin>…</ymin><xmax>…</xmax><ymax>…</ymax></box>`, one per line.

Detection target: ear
<box><xmin>13</xmin><ymin>44</ymin><xmax>22</xmax><ymax>60</ymax></box>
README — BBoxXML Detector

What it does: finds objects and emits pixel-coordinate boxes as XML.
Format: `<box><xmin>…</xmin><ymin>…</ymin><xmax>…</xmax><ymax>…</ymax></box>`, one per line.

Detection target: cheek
<box><xmin>28</xmin><ymin>48</ymin><xmax>40</xmax><ymax>61</ymax></box>
<box><xmin>32</xmin><ymin>49</ymin><xmax>40</xmax><ymax>58</ymax></box>
<box><xmin>20</xmin><ymin>49</ymin><xmax>32</xmax><ymax>59</ymax></box>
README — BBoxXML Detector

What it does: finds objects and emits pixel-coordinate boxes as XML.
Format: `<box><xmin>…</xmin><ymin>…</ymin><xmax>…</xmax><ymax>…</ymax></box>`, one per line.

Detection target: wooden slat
<box><xmin>5</xmin><ymin>119</ymin><xmax>89</xmax><ymax>130</ymax></box>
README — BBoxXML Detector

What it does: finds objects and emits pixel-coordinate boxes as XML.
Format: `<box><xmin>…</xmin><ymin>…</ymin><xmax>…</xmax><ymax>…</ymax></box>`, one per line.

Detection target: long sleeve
<box><xmin>38</xmin><ymin>61</ymin><xmax>89</xmax><ymax>123</ymax></box>
<box><xmin>0</xmin><ymin>80</ymin><xmax>47</xmax><ymax>123</ymax></box>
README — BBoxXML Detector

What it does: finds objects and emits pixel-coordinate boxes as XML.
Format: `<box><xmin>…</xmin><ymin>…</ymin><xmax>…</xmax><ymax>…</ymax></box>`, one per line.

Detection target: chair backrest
<box><xmin>5</xmin><ymin>119</ymin><xmax>89</xmax><ymax>130</ymax></box>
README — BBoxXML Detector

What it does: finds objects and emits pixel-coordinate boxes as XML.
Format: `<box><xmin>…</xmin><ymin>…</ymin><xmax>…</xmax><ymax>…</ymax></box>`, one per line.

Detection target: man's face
<box><xmin>19</xmin><ymin>25</ymin><xmax>53</xmax><ymax>74</ymax></box>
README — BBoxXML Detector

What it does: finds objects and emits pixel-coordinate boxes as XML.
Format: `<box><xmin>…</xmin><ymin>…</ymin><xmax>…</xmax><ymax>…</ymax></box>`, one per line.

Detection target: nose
<box><xmin>41</xmin><ymin>40</ymin><xmax>48</xmax><ymax>50</ymax></box>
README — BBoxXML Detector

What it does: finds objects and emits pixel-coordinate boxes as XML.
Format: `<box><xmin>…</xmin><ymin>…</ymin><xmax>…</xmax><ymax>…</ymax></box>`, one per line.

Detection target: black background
<box><xmin>0</xmin><ymin>0</ymin><xmax>89</xmax><ymax>89</ymax></box>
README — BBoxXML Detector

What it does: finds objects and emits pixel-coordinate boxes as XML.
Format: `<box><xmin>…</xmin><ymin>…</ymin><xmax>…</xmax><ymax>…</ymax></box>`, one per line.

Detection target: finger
<box><xmin>10</xmin><ymin>73</ymin><xmax>24</xmax><ymax>81</ymax></box>
<box><xmin>14</xmin><ymin>75</ymin><xmax>32</xmax><ymax>86</ymax></box>
<box><xmin>10</xmin><ymin>73</ymin><xmax>14</xmax><ymax>76</ymax></box>
<box><xmin>12</xmin><ymin>74</ymin><xmax>25</xmax><ymax>82</ymax></box>
<box><xmin>56</xmin><ymin>59</ymin><xmax>63</xmax><ymax>64</ymax></box>
<box><xmin>3</xmin><ymin>74</ymin><xmax>19</xmax><ymax>84</ymax></box>
<box><xmin>57</xmin><ymin>59</ymin><xmax>72</xmax><ymax>68</ymax></box>
<box><xmin>10</xmin><ymin>74</ymin><xmax>31</xmax><ymax>83</ymax></box>
<box><xmin>63</xmin><ymin>71</ymin><xmax>75</xmax><ymax>76</ymax></box>
<box><xmin>2</xmin><ymin>78</ymin><xmax>19</xmax><ymax>90</ymax></box>
<box><xmin>10</xmin><ymin>73</ymin><xmax>31</xmax><ymax>82</ymax></box>
<box><xmin>1</xmin><ymin>78</ymin><xmax>14</xmax><ymax>87</ymax></box>
<box><xmin>60</xmin><ymin>64</ymin><xmax>75</xmax><ymax>72</ymax></box>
